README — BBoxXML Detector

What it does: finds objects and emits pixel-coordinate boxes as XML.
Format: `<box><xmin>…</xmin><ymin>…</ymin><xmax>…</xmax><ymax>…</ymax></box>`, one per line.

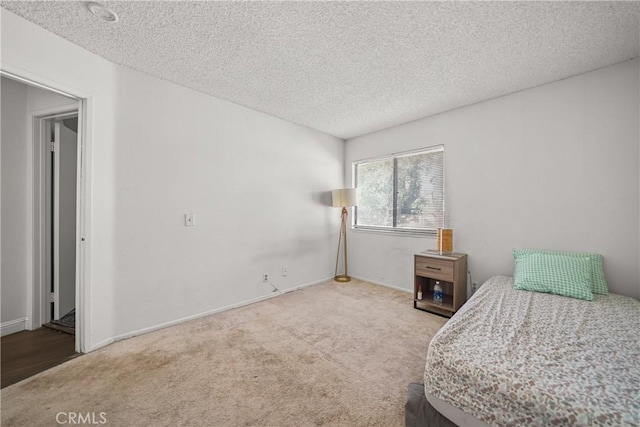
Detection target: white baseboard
<box><xmin>351</xmin><ymin>275</ymin><xmax>412</xmax><ymax>294</ymax></box>
<box><xmin>87</xmin><ymin>338</ymin><xmax>115</xmax><ymax>353</ymax></box>
<box><xmin>1</xmin><ymin>317</ymin><xmax>28</xmax><ymax>337</ymax></box>
<box><xmin>113</xmin><ymin>276</ymin><xmax>333</xmax><ymax>343</ymax></box>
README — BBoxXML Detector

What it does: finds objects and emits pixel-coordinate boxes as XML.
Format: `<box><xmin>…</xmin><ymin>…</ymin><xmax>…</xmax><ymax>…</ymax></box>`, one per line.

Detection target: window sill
<box><xmin>350</xmin><ymin>226</ymin><xmax>437</xmax><ymax>238</ymax></box>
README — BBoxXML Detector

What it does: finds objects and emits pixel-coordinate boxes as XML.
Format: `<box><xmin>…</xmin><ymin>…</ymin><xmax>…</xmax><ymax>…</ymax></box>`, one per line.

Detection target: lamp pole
<box><xmin>335</xmin><ymin>207</ymin><xmax>351</xmax><ymax>282</ymax></box>
<box><xmin>332</xmin><ymin>188</ymin><xmax>357</xmax><ymax>282</ymax></box>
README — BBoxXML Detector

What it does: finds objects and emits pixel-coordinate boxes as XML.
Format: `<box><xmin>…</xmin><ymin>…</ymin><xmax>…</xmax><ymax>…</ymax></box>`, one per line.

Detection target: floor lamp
<box><xmin>332</xmin><ymin>188</ymin><xmax>358</xmax><ymax>282</ymax></box>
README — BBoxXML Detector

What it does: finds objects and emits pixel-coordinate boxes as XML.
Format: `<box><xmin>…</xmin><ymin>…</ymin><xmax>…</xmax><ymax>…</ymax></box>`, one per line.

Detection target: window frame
<box><xmin>352</xmin><ymin>145</ymin><xmax>445</xmax><ymax>237</ymax></box>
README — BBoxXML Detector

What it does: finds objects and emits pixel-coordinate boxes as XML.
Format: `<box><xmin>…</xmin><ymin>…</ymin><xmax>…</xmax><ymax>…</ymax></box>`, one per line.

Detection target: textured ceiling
<box><xmin>2</xmin><ymin>1</ymin><xmax>638</xmax><ymax>139</ymax></box>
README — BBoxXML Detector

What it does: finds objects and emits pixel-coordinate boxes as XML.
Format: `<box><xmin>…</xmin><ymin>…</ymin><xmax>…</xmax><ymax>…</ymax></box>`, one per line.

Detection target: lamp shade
<box><xmin>332</xmin><ymin>188</ymin><xmax>358</xmax><ymax>207</ymax></box>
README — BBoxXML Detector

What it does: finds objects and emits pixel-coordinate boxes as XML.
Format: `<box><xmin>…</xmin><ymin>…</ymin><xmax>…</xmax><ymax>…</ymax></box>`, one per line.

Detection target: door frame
<box><xmin>1</xmin><ymin>69</ymin><xmax>91</xmax><ymax>354</ymax></box>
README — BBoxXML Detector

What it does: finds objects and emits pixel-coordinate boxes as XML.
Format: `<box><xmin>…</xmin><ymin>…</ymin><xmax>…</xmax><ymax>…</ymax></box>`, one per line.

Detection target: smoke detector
<box><xmin>86</xmin><ymin>2</ymin><xmax>118</xmax><ymax>23</ymax></box>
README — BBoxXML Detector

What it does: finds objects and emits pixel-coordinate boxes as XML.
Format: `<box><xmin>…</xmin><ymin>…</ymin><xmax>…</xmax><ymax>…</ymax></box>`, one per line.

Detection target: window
<box><xmin>353</xmin><ymin>145</ymin><xmax>444</xmax><ymax>233</ymax></box>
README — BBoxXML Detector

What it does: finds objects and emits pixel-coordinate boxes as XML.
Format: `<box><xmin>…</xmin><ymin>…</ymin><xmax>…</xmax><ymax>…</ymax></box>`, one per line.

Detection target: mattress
<box><xmin>424</xmin><ymin>275</ymin><xmax>640</xmax><ymax>426</ymax></box>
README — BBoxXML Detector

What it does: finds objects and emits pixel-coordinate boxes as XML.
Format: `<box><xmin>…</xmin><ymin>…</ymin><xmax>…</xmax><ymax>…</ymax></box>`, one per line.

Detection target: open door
<box><xmin>48</xmin><ymin>118</ymin><xmax>78</xmax><ymax>325</ymax></box>
<box><xmin>55</xmin><ymin>120</ymin><xmax>78</xmax><ymax>320</ymax></box>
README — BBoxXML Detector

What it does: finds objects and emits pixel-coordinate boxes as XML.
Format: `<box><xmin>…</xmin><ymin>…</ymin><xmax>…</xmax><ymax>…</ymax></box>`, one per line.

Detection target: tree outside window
<box><xmin>354</xmin><ymin>146</ymin><xmax>444</xmax><ymax>232</ymax></box>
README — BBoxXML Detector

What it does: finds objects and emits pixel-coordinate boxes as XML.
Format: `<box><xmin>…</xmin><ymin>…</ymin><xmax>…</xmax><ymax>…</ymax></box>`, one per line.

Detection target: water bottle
<box><xmin>433</xmin><ymin>281</ymin><xmax>443</xmax><ymax>305</ymax></box>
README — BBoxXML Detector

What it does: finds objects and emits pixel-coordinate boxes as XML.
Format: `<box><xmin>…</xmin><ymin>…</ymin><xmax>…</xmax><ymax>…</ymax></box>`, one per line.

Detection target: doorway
<box><xmin>1</xmin><ymin>73</ymin><xmax>87</xmax><ymax>386</ymax></box>
<box><xmin>0</xmin><ymin>72</ymin><xmax>89</xmax><ymax>343</ymax></box>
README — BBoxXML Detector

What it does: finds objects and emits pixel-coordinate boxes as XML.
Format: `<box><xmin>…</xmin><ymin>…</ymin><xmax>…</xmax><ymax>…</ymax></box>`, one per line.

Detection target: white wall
<box><xmin>27</xmin><ymin>85</ymin><xmax>76</xmax><ymax>112</ymax></box>
<box><xmin>345</xmin><ymin>59</ymin><xmax>640</xmax><ymax>299</ymax></box>
<box><xmin>1</xmin><ymin>77</ymin><xmax>28</xmax><ymax>333</ymax></box>
<box><xmin>2</xmin><ymin>10</ymin><xmax>343</xmax><ymax>349</ymax></box>
<box><xmin>111</xmin><ymin>67</ymin><xmax>343</xmax><ymax>336</ymax></box>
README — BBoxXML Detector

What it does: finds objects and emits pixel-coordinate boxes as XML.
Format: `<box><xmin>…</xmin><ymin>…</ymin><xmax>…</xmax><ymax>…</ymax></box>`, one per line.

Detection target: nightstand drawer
<box><xmin>415</xmin><ymin>257</ymin><xmax>453</xmax><ymax>281</ymax></box>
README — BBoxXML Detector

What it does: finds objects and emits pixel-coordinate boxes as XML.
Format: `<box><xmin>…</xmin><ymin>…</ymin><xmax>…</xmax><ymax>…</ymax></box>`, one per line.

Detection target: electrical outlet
<box><xmin>263</xmin><ymin>274</ymin><xmax>269</xmax><ymax>283</ymax></box>
<box><xmin>472</xmin><ymin>282</ymin><xmax>477</xmax><ymax>293</ymax></box>
<box><xmin>282</xmin><ymin>266</ymin><xmax>288</xmax><ymax>276</ymax></box>
<box><xmin>184</xmin><ymin>213</ymin><xmax>195</xmax><ymax>227</ymax></box>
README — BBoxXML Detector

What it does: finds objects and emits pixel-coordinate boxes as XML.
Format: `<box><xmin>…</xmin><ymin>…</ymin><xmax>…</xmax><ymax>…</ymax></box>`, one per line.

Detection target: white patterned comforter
<box><xmin>424</xmin><ymin>275</ymin><xmax>640</xmax><ymax>426</ymax></box>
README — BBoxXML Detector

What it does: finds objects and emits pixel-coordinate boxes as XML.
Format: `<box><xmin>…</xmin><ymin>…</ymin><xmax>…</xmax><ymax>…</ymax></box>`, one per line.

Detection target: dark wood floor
<box><xmin>1</xmin><ymin>328</ymin><xmax>79</xmax><ymax>388</ymax></box>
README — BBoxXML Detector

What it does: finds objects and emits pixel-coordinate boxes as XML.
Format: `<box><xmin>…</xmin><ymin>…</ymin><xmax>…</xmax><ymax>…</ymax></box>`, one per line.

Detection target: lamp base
<box><xmin>334</xmin><ymin>275</ymin><xmax>351</xmax><ymax>282</ymax></box>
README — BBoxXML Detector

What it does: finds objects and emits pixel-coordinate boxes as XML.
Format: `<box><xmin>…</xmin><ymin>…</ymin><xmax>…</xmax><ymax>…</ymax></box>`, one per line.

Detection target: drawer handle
<box><xmin>426</xmin><ymin>266</ymin><xmax>441</xmax><ymax>271</ymax></box>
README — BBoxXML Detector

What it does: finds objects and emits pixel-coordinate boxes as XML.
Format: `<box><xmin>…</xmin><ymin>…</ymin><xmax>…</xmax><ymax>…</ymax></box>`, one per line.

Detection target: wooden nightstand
<box><xmin>414</xmin><ymin>251</ymin><xmax>467</xmax><ymax>317</ymax></box>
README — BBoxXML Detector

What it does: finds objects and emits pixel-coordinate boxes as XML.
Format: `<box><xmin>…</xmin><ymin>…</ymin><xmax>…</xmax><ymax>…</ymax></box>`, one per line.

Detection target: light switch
<box><xmin>185</xmin><ymin>213</ymin><xmax>195</xmax><ymax>227</ymax></box>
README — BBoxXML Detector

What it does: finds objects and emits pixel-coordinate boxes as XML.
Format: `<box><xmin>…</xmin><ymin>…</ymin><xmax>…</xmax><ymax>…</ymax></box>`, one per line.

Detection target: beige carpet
<box><xmin>1</xmin><ymin>279</ymin><xmax>446</xmax><ymax>426</ymax></box>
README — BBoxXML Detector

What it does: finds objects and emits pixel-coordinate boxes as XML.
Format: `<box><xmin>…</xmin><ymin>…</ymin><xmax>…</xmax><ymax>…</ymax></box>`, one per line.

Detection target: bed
<box><xmin>421</xmin><ymin>275</ymin><xmax>640</xmax><ymax>426</ymax></box>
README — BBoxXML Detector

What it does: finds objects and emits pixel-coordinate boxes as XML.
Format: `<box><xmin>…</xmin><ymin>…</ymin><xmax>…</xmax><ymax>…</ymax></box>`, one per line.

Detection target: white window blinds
<box><xmin>354</xmin><ymin>145</ymin><xmax>444</xmax><ymax>232</ymax></box>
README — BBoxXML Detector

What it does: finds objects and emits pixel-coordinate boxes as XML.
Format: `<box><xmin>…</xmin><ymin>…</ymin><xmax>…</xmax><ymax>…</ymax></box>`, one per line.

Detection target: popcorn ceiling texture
<box><xmin>2</xmin><ymin>1</ymin><xmax>638</xmax><ymax>138</ymax></box>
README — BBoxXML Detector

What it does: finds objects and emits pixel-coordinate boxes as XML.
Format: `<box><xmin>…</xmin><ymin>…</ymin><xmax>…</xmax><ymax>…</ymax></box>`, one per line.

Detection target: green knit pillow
<box><xmin>513</xmin><ymin>253</ymin><xmax>594</xmax><ymax>301</ymax></box>
<box><xmin>513</xmin><ymin>248</ymin><xmax>608</xmax><ymax>295</ymax></box>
